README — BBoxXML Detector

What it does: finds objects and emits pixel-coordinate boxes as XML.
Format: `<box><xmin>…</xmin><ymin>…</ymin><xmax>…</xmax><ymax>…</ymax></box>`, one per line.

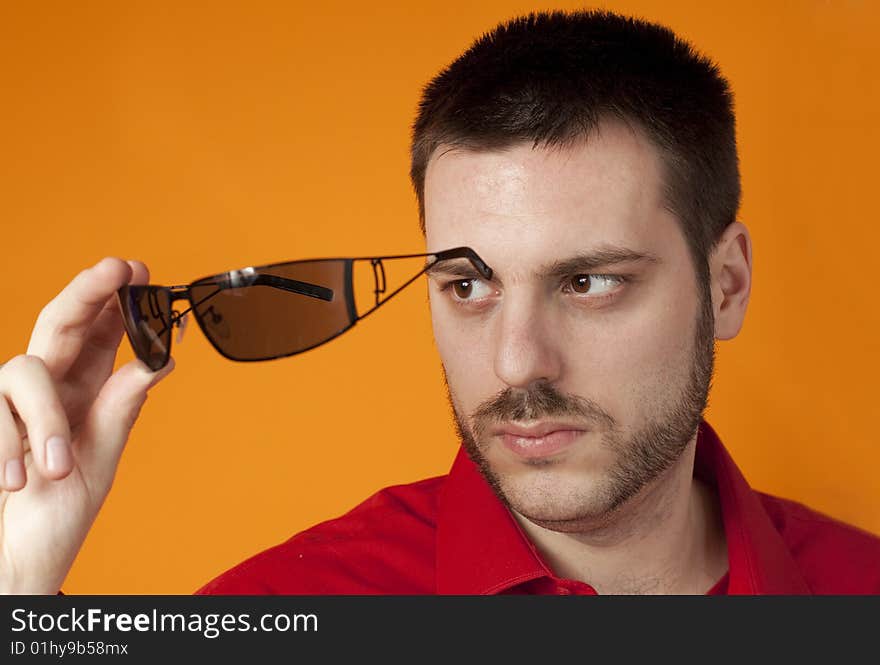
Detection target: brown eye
<box><xmin>570</xmin><ymin>275</ymin><xmax>592</xmax><ymax>293</ymax></box>
<box><xmin>452</xmin><ymin>280</ymin><xmax>473</xmax><ymax>299</ymax></box>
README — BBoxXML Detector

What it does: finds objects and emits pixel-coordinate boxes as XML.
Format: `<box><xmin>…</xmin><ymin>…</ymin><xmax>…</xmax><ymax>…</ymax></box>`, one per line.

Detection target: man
<box><xmin>1</xmin><ymin>9</ymin><xmax>878</xmax><ymax>595</ymax></box>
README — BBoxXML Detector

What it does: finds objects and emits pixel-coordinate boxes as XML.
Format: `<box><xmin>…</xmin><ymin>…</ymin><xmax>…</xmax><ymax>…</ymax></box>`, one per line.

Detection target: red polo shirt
<box><xmin>195</xmin><ymin>420</ymin><xmax>880</xmax><ymax>595</ymax></box>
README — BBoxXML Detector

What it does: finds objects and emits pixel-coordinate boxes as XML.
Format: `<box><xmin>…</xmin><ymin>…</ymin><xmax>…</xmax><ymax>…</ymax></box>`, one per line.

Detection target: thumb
<box><xmin>76</xmin><ymin>357</ymin><xmax>176</xmax><ymax>490</ymax></box>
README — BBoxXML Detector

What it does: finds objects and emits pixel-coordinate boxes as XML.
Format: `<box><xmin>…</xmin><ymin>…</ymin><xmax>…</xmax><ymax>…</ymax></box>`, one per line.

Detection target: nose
<box><xmin>492</xmin><ymin>293</ymin><xmax>563</xmax><ymax>390</ymax></box>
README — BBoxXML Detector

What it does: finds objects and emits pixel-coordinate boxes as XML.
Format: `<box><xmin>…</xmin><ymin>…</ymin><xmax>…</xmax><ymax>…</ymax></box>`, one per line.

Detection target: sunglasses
<box><xmin>116</xmin><ymin>247</ymin><xmax>493</xmax><ymax>371</ymax></box>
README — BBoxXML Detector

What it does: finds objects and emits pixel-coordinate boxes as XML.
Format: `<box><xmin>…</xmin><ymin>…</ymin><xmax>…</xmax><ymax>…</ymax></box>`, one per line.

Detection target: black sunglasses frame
<box><xmin>117</xmin><ymin>246</ymin><xmax>493</xmax><ymax>370</ymax></box>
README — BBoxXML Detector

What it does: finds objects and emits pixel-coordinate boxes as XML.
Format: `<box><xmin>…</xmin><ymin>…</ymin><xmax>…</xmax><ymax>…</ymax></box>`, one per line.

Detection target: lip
<box><xmin>492</xmin><ymin>421</ymin><xmax>587</xmax><ymax>439</ymax></box>
<box><xmin>493</xmin><ymin>421</ymin><xmax>587</xmax><ymax>460</ymax></box>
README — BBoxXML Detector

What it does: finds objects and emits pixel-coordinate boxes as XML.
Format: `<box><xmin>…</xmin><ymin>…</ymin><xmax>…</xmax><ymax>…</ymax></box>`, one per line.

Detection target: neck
<box><xmin>513</xmin><ymin>435</ymin><xmax>728</xmax><ymax>594</ymax></box>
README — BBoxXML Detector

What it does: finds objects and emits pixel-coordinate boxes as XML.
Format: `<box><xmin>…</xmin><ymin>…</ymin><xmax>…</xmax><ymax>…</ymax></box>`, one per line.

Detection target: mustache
<box><xmin>471</xmin><ymin>381</ymin><xmax>614</xmax><ymax>436</ymax></box>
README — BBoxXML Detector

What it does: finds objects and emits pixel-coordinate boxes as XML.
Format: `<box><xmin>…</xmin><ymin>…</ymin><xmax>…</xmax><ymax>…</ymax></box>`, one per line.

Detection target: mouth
<box><xmin>492</xmin><ymin>422</ymin><xmax>587</xmax><ymax>460</ymax></box>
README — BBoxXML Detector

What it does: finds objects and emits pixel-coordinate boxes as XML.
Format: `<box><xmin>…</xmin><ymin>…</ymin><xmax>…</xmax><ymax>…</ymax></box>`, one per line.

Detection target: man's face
<box><xmin>424</xmin><ymin>121</ymin><xmax>716</xmax><ymax>531</ymax></box>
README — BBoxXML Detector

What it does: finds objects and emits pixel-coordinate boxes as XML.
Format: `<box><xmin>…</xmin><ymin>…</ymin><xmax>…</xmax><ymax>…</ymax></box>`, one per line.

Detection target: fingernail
<box><xmin>4</xmin><ymin>458</ymin><xmax>25</xmax><ymax>488</ymax></box>
<box><xmin>46</xmin><ymin>436</ymin><xmax>72</xmax><ymax>474</ymax></box>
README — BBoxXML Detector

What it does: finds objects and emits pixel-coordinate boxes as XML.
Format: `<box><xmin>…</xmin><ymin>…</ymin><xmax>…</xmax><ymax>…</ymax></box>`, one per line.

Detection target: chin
<box><xmin>492</xmin><ymin>464</ymin><xmax>618</xmax><ymax>527</ymax></box>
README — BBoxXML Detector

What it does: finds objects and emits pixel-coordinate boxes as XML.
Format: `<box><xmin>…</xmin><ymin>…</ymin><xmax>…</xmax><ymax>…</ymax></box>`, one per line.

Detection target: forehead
<box><xmin>423</xmin><ymin>120</ymin><xmax>680</xmax><ymax>267</ymax></box>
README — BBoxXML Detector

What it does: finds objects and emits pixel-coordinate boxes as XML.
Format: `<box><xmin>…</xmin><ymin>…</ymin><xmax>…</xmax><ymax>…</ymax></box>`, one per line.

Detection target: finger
<box><xmin>0</xmin><ymin>355</ymin><xmax>73</xmax><ymax>481</ymax></box>
<box><xmin>64</xmin><ymin>260</ymin><xmax>152</xmax><ymax>395</ymax></box>
<box><xmin>76</xmin><ymin>356</ymin><xmax>176</xmax><ymax>489</ymax></box>
<box><xmin>126</xmin><ymin>260</ymin><xmax>150</xmax><ymax>285</ymax></box>
<box><xmin>26</xmin><ymin>258</ymin><xmax>135</xmax><ymax>382</ymax></box>
<box><xmin>89</xmin><ymin>259</ymin><xmax>149</xmax><ymax>349</ymax></box>
<box><xmin>80</xmin><ymin>259</ymin><xmax>150</xmax><ymax>354</ymax></box>
<box><xmin>0</xmin><ymin>396</ymin><xmax>27</xmax><ymax>491</ymax></box>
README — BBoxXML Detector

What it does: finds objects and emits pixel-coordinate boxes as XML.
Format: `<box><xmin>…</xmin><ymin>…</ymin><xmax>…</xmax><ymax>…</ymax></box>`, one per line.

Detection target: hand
<box><xmin>0</xmin><ymin>258</ymin><xmax>176</xmax><ymax>594</ymax></box>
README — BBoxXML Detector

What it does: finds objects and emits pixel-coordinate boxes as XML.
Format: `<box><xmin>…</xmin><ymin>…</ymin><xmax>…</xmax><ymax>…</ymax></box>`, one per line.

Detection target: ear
<box><xmin>708</xmin><ymin>221</ymin><xmax>753</xmax><ymax>340</ymax></box>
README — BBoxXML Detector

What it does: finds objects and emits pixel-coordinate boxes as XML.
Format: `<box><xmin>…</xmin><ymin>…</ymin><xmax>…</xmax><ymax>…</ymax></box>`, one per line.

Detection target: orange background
<box><xmin>1</xmin><ymin>1</ymin><xmax>878</xmax><ymax>593</ymax></box>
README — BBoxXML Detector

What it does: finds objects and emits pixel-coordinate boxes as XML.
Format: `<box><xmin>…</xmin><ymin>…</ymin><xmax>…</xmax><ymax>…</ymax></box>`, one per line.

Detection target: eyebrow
<box><xmin>424</xmin><ymin>245</ymin><xmax>659</xmax><ymax>281</ymax></box>
<box><xmin>424</xmin><ymin>258</ymin><xmax>486</xmax><ymax>279</ymax></box>
<box><xmin>539</xmin><ymin>246</ymin><xmax>660</xmax><ymax>279</ymax></box>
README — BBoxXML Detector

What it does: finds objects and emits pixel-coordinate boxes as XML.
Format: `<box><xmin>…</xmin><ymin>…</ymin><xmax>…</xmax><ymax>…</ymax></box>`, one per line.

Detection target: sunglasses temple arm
<box><xmin>358</xmin><ymin>247</ymin><xmax>492</xmax><ymax>280</ymax></box>
<box><xmin>352</xmin><ymin>266</ymin><xmax>430</xmax><ymax>324</ymax></box>
<box><xmin>251</xmin><ymin>274</ymin><xmax>333</xmax><ymax>301</ymax></box>
<box><xmin>350</xmin><ymin>248</ymin><xmax>492</xmax><ymax>323</ymax></box>
<box><xmin>169</xmin><ymin>274</ymin><xmax>334</xmax><ymax>322</ymax></box>
<box><xmin>430</xmin><ymin>247</ymin><xmax>493</xmax><ymax>280</ymax></box>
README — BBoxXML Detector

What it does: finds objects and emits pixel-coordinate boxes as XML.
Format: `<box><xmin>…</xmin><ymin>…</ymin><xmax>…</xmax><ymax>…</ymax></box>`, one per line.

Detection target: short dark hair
<box><xmin>409</xmin><ymin>9</ymin><xmax>740</xmax><ymax>294</ymax></box>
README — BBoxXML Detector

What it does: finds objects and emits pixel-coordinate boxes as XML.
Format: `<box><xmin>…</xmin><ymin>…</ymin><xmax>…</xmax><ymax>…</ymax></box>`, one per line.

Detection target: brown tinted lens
<box><xmin>117</xmin><ymin>285</ymin><xmax>172</xmax><ymax>371</ymax></box>
<box><xmin>188</xmin><ymin>259</ymin><xmax>354</xmax><ymax>361</ymax></box>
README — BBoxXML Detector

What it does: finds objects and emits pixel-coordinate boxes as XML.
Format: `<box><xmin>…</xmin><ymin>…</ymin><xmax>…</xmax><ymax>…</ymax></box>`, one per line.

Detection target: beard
<box><xmin>444</xmin><ymin>281</ymin><xmax>716</xmax><ymax>529</ymax></box>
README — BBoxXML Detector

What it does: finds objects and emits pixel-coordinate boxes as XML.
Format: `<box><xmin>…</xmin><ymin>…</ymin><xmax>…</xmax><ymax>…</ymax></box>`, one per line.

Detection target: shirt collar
<box><xmin>436</xmin><ymin>419</ymin><xmax>811</xmax><ymax>594</ymax></box>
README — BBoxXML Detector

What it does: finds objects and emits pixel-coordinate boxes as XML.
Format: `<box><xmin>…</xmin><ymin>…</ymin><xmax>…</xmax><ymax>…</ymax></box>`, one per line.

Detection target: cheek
<box><xmin>562</xmin><ymin>282</ymin><xmax>698</xmax><ymax>420</ymax></box>
<box><xmin>429</xmin><ymin>295</ymin><xmax>497</xmax><ymax>406</ymax></box>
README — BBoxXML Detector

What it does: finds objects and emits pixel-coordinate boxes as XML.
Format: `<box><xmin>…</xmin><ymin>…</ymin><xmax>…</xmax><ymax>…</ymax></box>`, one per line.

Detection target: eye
<box><xmin>566</xmin><ymin>274</ymin><xmax>625</xmax><ymax>296</ymax></box>
<box><xmin>442</xmin><ymin>277</ymin><xmax>494</xmax><ymax>303</ymax></box>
